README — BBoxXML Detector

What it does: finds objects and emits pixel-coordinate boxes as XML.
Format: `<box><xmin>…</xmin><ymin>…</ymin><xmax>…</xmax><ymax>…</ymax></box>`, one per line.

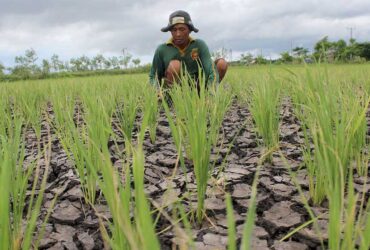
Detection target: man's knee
<box><xmin>215</xmin><ymin>58</ymin><xmax>228</xmax><ymax>81</ymax></box>
<box><xmin>216</xmin><ymin>58</ymin><xmax>228</xmax><ymax>71</ymax></box>
<box><xmin>165</xmin><ymin>60</ymin><xmax>181</xmax><ymax>86</ymax></box>
<box><xmin>166</xmin><ymin>60</ymin><xmax>181</xmax><ymax>75</ymax></box>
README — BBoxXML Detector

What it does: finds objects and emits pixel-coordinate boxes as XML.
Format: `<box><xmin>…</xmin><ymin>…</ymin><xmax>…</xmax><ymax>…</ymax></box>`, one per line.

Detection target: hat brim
<box><xmin>161</xmin><ymin>24</ymin><xmax>199</xmax><ymax>33</ymax></box>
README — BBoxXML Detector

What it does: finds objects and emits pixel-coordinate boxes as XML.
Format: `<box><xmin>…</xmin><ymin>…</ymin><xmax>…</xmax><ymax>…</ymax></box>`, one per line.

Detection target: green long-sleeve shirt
<box><xmin>149</xmin><ymin>37</ymin><xmax>219</xmax><ymax>86</ymax></box>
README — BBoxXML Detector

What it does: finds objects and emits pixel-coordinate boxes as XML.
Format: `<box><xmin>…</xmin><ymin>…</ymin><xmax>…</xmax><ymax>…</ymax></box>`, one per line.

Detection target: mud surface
<box><xmin>23</xmin><ymin>99</ymin><xmax>370</xmax><ymax>250</ymax></box>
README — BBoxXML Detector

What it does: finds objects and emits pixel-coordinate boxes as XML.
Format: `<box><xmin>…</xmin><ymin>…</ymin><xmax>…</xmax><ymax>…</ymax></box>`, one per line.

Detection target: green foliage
<box><xmin>51</xmin><ymin>54</ymin><xmax>64</xmax><ymax>72</ymax></box>
<box><xmin>42</xmin><ymin>59</ymin><xmax>51</xmax><ymax>75</ymax></box>
<box><xmin>280</xmin><ymin>51</ymin><xmax>293</xmax><ymax>63</ymax></box>
<box><xmin>163</xmin><ymin>70</ymin><xmax>232</xmax><ymax>223</ymax></box>
<box><xmin>11</xmin><ymin>48</ymin><xmax>40</xmax><ymax>78</ymax></box>
<box><xmin>255</xmin><ymin>55</ymin><xmax>268</xmax><ymax>64</ymax></box>
<box><xmin>239</xmin><ymin>53</ymin><xmax>254</xmax><ymax>65</ymax></box>
<box><xmin>0</xmin><ymin>96</ymin><xmax>54</xmax><ymax>250</ymax></box>
<box><xmin>240</xmin><ymin>166</ymin><xmax>260</xmax><ymax>250</ymax></box>
<box><xmin>226</xmin><ymin>194</ymin><xmax>236</xmax><ymax>250</ymax></box>
<box><xmin>12</xmin><ymin>84</ymin><xmax>48</xmax><ymax>139</ymax></box>
<box><xmin>313</xmin><ymin>36</ymin><xmax>370</xmax><ymax>62</ymax></box>
<box><xmin>287</xmin><ymin>65</ymin><xmax>369</xmax><ymax>249</ymax></box>
<box><xmin>142</xmin><ymin>85</ymin><xmax>159</xmax><ymax>143</ymax></box>
<box><xmin>289</xmin><ymin>66</ymin><xmax>368</xmax><ymax>204</ymax></box>
<box><xmin>246</xmin><ymin>73</ymin><xmax>281</xmax><ymax>161</ymax></box>
<box><xmin>292</xmin><ymin>47</ymin><xmax>309</xmax><ymax>58</ymax></box>
<box><xmin>91</xmin><ymin>94</ymin><xmax>160</xmax><ymax>250</ymax></box>
<box><xmin>114</xmin><ymin>81</ymin><xmax>145</xmax><ymax>156</ymax></box>
<box><xmin>0</xmin><ymin>62</ymin><xmax>5</xmax><ymax>76</ymax></box>
<box><xmin>132</xmin><ymin>58</ymin><xmax>141</xmax><ymax>67</ymax></box>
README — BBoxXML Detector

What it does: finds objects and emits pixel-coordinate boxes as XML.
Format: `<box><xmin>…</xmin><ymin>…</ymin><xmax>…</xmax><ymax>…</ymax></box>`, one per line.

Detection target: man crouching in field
<box><xmin>149</xmin><ymin>10</ymin><xmax>228</xmax><ymax>88</ymax></box>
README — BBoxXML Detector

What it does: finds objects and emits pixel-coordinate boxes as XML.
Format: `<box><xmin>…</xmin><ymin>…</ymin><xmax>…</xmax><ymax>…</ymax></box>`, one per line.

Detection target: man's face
<box><xmin>170</xmin><ymin>23</ymin><xmax>190</xmax><ymax>48</ymax></box>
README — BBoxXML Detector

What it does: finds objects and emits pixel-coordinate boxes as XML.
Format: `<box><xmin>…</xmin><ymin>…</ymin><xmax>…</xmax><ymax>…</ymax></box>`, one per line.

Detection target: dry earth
<box><xmin>23</xmin><ymin>99</ymin><xmax>370</xmax><ymax>250</ymax></box>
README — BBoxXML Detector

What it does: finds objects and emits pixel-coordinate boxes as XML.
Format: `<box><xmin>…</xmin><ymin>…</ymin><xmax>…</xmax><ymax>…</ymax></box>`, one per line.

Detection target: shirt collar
<box><xmin>166</xmin><ymin>36</ymin><xmax>195</xmax><ymax>45</ymax></box>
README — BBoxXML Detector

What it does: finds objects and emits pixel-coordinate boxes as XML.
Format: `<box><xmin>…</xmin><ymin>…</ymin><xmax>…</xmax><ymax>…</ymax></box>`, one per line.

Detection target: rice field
<box><xmin>0</xmin><ymin>64</ymin><xmax>369</xmax><ymax>250</ymax></box>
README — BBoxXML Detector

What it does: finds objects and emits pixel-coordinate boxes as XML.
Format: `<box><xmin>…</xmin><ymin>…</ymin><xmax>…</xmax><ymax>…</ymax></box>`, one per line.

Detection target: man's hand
<box><xmin>164</xmin><ymin>78</ymin><xmax>174</xmax><ymax>88</ymax></box>
<box><xmin>157</xmin><ymin>89</ymin><xmax>163</xmax><ymax>100</ymax></box>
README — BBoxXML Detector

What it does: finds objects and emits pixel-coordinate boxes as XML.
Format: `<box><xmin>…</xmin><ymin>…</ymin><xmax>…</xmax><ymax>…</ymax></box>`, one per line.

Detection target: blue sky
<box><xmin>1</xmin><ymin>0</ymin><xmax>369</xmax><ymax>67</ymax></box>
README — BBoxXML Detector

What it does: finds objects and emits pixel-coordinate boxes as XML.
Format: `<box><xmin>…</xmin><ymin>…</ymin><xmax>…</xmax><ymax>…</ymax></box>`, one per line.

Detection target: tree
<box><xmin>313</xmin><ymin>36</ymin><xmax>331</xmax><ymax>60</ymax></box>
<box><xmin>280</xmin><ymin>52</ymin><xmax>293</xmax><ymax>63</ymax></box>
<box><xmin>349</xmin><ymin>38</ymin><xmax>356</xmax><ymax>45</ymax></box>
<box><xmin>92</xmin><ymin>54</ymin><xmax>105</xmax><ymax>70</ymax></box>
<box><xmin>255</xmin><ymin>55</ymin><xmax>267</xmax><ymax>64</ymax></box>
<box><xmin>333</xmin><ymin>39</ymin><xmax>347</xmax><ymax>60</ymax></box>
<box><xmin>42</xmin><ymin>59</ymin><xmax>51</xmax><ymax>75</ymax></box>
<box><xmin>313</xmin><ymin>37</ymin><xmax>348</xmax><ymax>62</ymax></box>
<box><xmin>345</xmin><ymin>41</ymin><xmax>370</xmax><ymax>61</ymax></box>
<box><xmin>70</xmin><ymin>58</ymin><xmax>83</xmax><ymax>71</ymax></box>
<box><xmin>356</xmin><ymin>42</ymin><xmax>370</xmax><ymax>60</ymax></box>
<box><xmin>109</xmin><ymin>56</ymin><xmax>120</xmax><ymax>69</ymax></box>
<box><xmin>132</xmin><ymin>58</ymin><xmax>141</xmax><ymax>68</ymax></box>
<box><xmin>239</xmin><ymin>53</ymin><xmax>254</xmax><ymax>65</ymax></box>
<box><xmin>119</xmin><ymin>49</ymin><xmax>132</xmax><ymax>69</ymax></box>
<box><xmin>78</xmin><ymin>55</ymin><xmax>91</xmax><ymax>71</ymax></box>
<box><xmin>51</xmin><ymin>54</ymin><xmax>64</xmax><ymax>72</ymax></box>
<box><xmin>0</xmin><ymin>62</ymin><xmax>5</xmax><ymax>76</ymax></box>
<box><xmin>14</xmin><ymin>48</ymin><xmax>40</xmax><ymax>75</ymax></box>
<box><xmin>103</xmin><ymin>58</ymin><xmax>112</xmax><ymax>69</ymax></box>
<box><xmin>292</xmin><ymin>47</ymin><xmax>309</xmax><ymax>58</ymax></box>
<box><xmin>10</xmin><ymin>66</ymin><xmax>31</xmax><ymax>79</ymax></box>
<box><xmin>314</xmin><ymin>36</ymin><xmax>330</xmax><ymax>53</ymax></box>
<box><xmin>64</xmin><ymin>61</ymin><xmax>70</xmax><ymax>71</ymax></box>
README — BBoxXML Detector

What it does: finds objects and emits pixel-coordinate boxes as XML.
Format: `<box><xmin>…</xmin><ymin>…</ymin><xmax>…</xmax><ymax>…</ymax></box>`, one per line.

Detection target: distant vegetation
<box><xmin>218</xmin><ymin>36</ymin><xmax>370</xmax><ymax>66</ymax></box>
<box><xmin>0</xmin><ymin>48</ymin><xmax>149</xmax><ymax>82</ymax></box>
<box><xmin>1</xmin><ymin>36</ymin><xmax>369</xmax><ymax>82</ymax></box>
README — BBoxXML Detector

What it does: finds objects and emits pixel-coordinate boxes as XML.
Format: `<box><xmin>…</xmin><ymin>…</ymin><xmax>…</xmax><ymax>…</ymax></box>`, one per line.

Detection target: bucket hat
<box><xmin>161</xmin><ymin>10</ymin><xmax>199</xmax><ymax>33</ymax></box>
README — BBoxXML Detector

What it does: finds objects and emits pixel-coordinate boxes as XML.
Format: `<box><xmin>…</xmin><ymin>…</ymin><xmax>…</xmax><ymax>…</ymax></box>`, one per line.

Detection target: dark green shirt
<box><xmin>149</xmin><ymin>37</ymin><xmax>219</xmax><ymax>86</ymax></box>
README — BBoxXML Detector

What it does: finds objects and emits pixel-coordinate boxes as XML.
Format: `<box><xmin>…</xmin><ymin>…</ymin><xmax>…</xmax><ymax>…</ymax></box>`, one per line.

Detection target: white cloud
<box><xmin>0</xmin><ymin>0</ymin><xmax>369</xmax><ymax>66</ymax></box>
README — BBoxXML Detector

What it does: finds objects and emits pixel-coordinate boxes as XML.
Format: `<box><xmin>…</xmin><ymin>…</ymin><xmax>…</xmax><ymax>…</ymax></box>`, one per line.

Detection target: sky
<box><xmin>1</xmin><ymin>0</ymin><xmax>370</xmax><ymax>67</ymax></box>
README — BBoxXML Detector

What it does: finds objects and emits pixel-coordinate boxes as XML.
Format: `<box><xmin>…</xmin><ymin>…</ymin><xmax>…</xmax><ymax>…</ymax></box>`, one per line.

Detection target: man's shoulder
<box><xmin>155</xmin><ymin>43</ymin><xmax>173</xmax><ymax>53</ymax></box>
<box><xmin>155</xmin><ymin>43</ymin><xmax>168</xmax><ymax>50</ymax></box>
<box><xmin>192</xmin><ymin>39</ymin><xmax>208</xmax><ymax>48</ymax></box>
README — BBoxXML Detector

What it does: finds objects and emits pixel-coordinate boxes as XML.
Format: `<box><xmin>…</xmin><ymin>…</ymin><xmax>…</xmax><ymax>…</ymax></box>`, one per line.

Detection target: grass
<box><xmin>90</xmin><ymin>96</ymin><xmax>160</xmax><ymax>250</ymax></box>
<box><xmin>0</xmin><ymin>96</ymin><xmax>55</xmax><ymax>250</ymax></box>
<box><xmin>289</xmin><ymin>66</ymin><xmax>369</xmax><ymax>205</ymax></box>
<box><xmin>246</xmin><ymin>73</ymin><xmax>281</xmax><ymax>161</ymax></box>
<box><xmin>280</xmin><ymin>65</ymin><xmax>370</xmax><ymax>249</ymax></box>
<box><xmin>162</xmin><ymin>70</ymin><xmax>232</xmax><ymax>223</ymax></box>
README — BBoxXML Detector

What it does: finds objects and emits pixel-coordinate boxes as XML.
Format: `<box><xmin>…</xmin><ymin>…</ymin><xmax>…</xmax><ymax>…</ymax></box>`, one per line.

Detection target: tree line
<box><xmin>238</xmin><ymin>37</ymin><xmax>370</xmax><ymax>65</ymax></box>
<box><xmin>0</xmin><ymin>48</ymin><xmax>144</xmax><ymax>81</ymax></box>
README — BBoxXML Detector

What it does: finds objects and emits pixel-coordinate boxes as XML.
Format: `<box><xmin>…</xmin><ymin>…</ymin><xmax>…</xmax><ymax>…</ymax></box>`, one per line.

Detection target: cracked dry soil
<box><xmin>23</xmin><ymin>99</ymin><xmax>370</xmax><ymax>250</ymax></box>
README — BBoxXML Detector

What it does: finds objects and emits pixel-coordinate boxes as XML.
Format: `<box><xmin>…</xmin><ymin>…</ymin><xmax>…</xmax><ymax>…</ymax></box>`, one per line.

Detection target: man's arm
<box><xmin>197</xmin><ymin>39</ymin><xmax>219</xmax><ymax>85</ymax></box>
<box><xmin>149</xmin><ymin>46</ymin><xmax>165</xmax><ymax>87</ymax></box>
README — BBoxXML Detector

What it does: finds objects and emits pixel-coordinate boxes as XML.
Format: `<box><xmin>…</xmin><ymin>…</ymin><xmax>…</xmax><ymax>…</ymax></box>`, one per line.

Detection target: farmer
<box><xmin>149</xmin><ymin>10</ymin><xmax>228</xmax><ymax>88</ymax></box>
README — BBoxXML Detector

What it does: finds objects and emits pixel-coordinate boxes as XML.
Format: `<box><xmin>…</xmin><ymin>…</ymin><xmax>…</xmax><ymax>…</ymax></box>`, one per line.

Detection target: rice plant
<box><xmin>142</xmin><ymin>84</ymin><xmax>159</xmax><ymax>143</ymax></box>
<box><xmin>287</xmin><ymin>66</ymin><xmax>370</xmax><ymax>249</ymax></box>
<box><xmin>90</xmin><ymin>101</ymin><xmax>160</xmax><ymax>250</ymax></box>
<box><xmin>290</xmin><ymin>67</ymin><xmax>369</xmax><ymax>205</ymax></box>
<box><xmin>115</xmin><ymin>81</ymin><xmax>142</xmax><ymax>153</ymax></box>
<box><xmin>0</xmin><ymin>100</ymin><xmax>54</xmax><ymax>249</ymax></box>
<box><xmin>225</xmin><ymin>193</ymin><xmax>236</xmax><ymax>250</ymax></box>
<box><xmin>163</xmin><ymin>69</ymin><xmax>232</xmax><ymax>223</ymax></box>
<box><xmin>12</xmin><ymin>84</ymin><xmax>49</xmax><ymax>140</ymax></box>
<box><xmin>247</xmin><ymin>74</ymin><xmax>281</xmax><ymax>162</ymax></box>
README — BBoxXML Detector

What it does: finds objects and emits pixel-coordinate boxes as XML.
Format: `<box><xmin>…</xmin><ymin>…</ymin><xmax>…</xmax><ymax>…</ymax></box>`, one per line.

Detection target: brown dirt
<box><xmin>23</xmin><ymin>99</ymin><xmax>370</xmax><ymax>250</ymax></box>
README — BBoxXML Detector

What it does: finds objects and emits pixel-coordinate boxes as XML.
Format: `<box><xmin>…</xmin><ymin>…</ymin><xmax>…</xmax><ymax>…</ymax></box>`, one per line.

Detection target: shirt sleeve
<box><xmin>149</xmin><ymin>46</ymin><xmax>165</xmax><ymax>86</ymax></box>
<box><xmin>197</xmin><ymin>39</ymin><xmax>219</xmax><ymax>86</ymax></box>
